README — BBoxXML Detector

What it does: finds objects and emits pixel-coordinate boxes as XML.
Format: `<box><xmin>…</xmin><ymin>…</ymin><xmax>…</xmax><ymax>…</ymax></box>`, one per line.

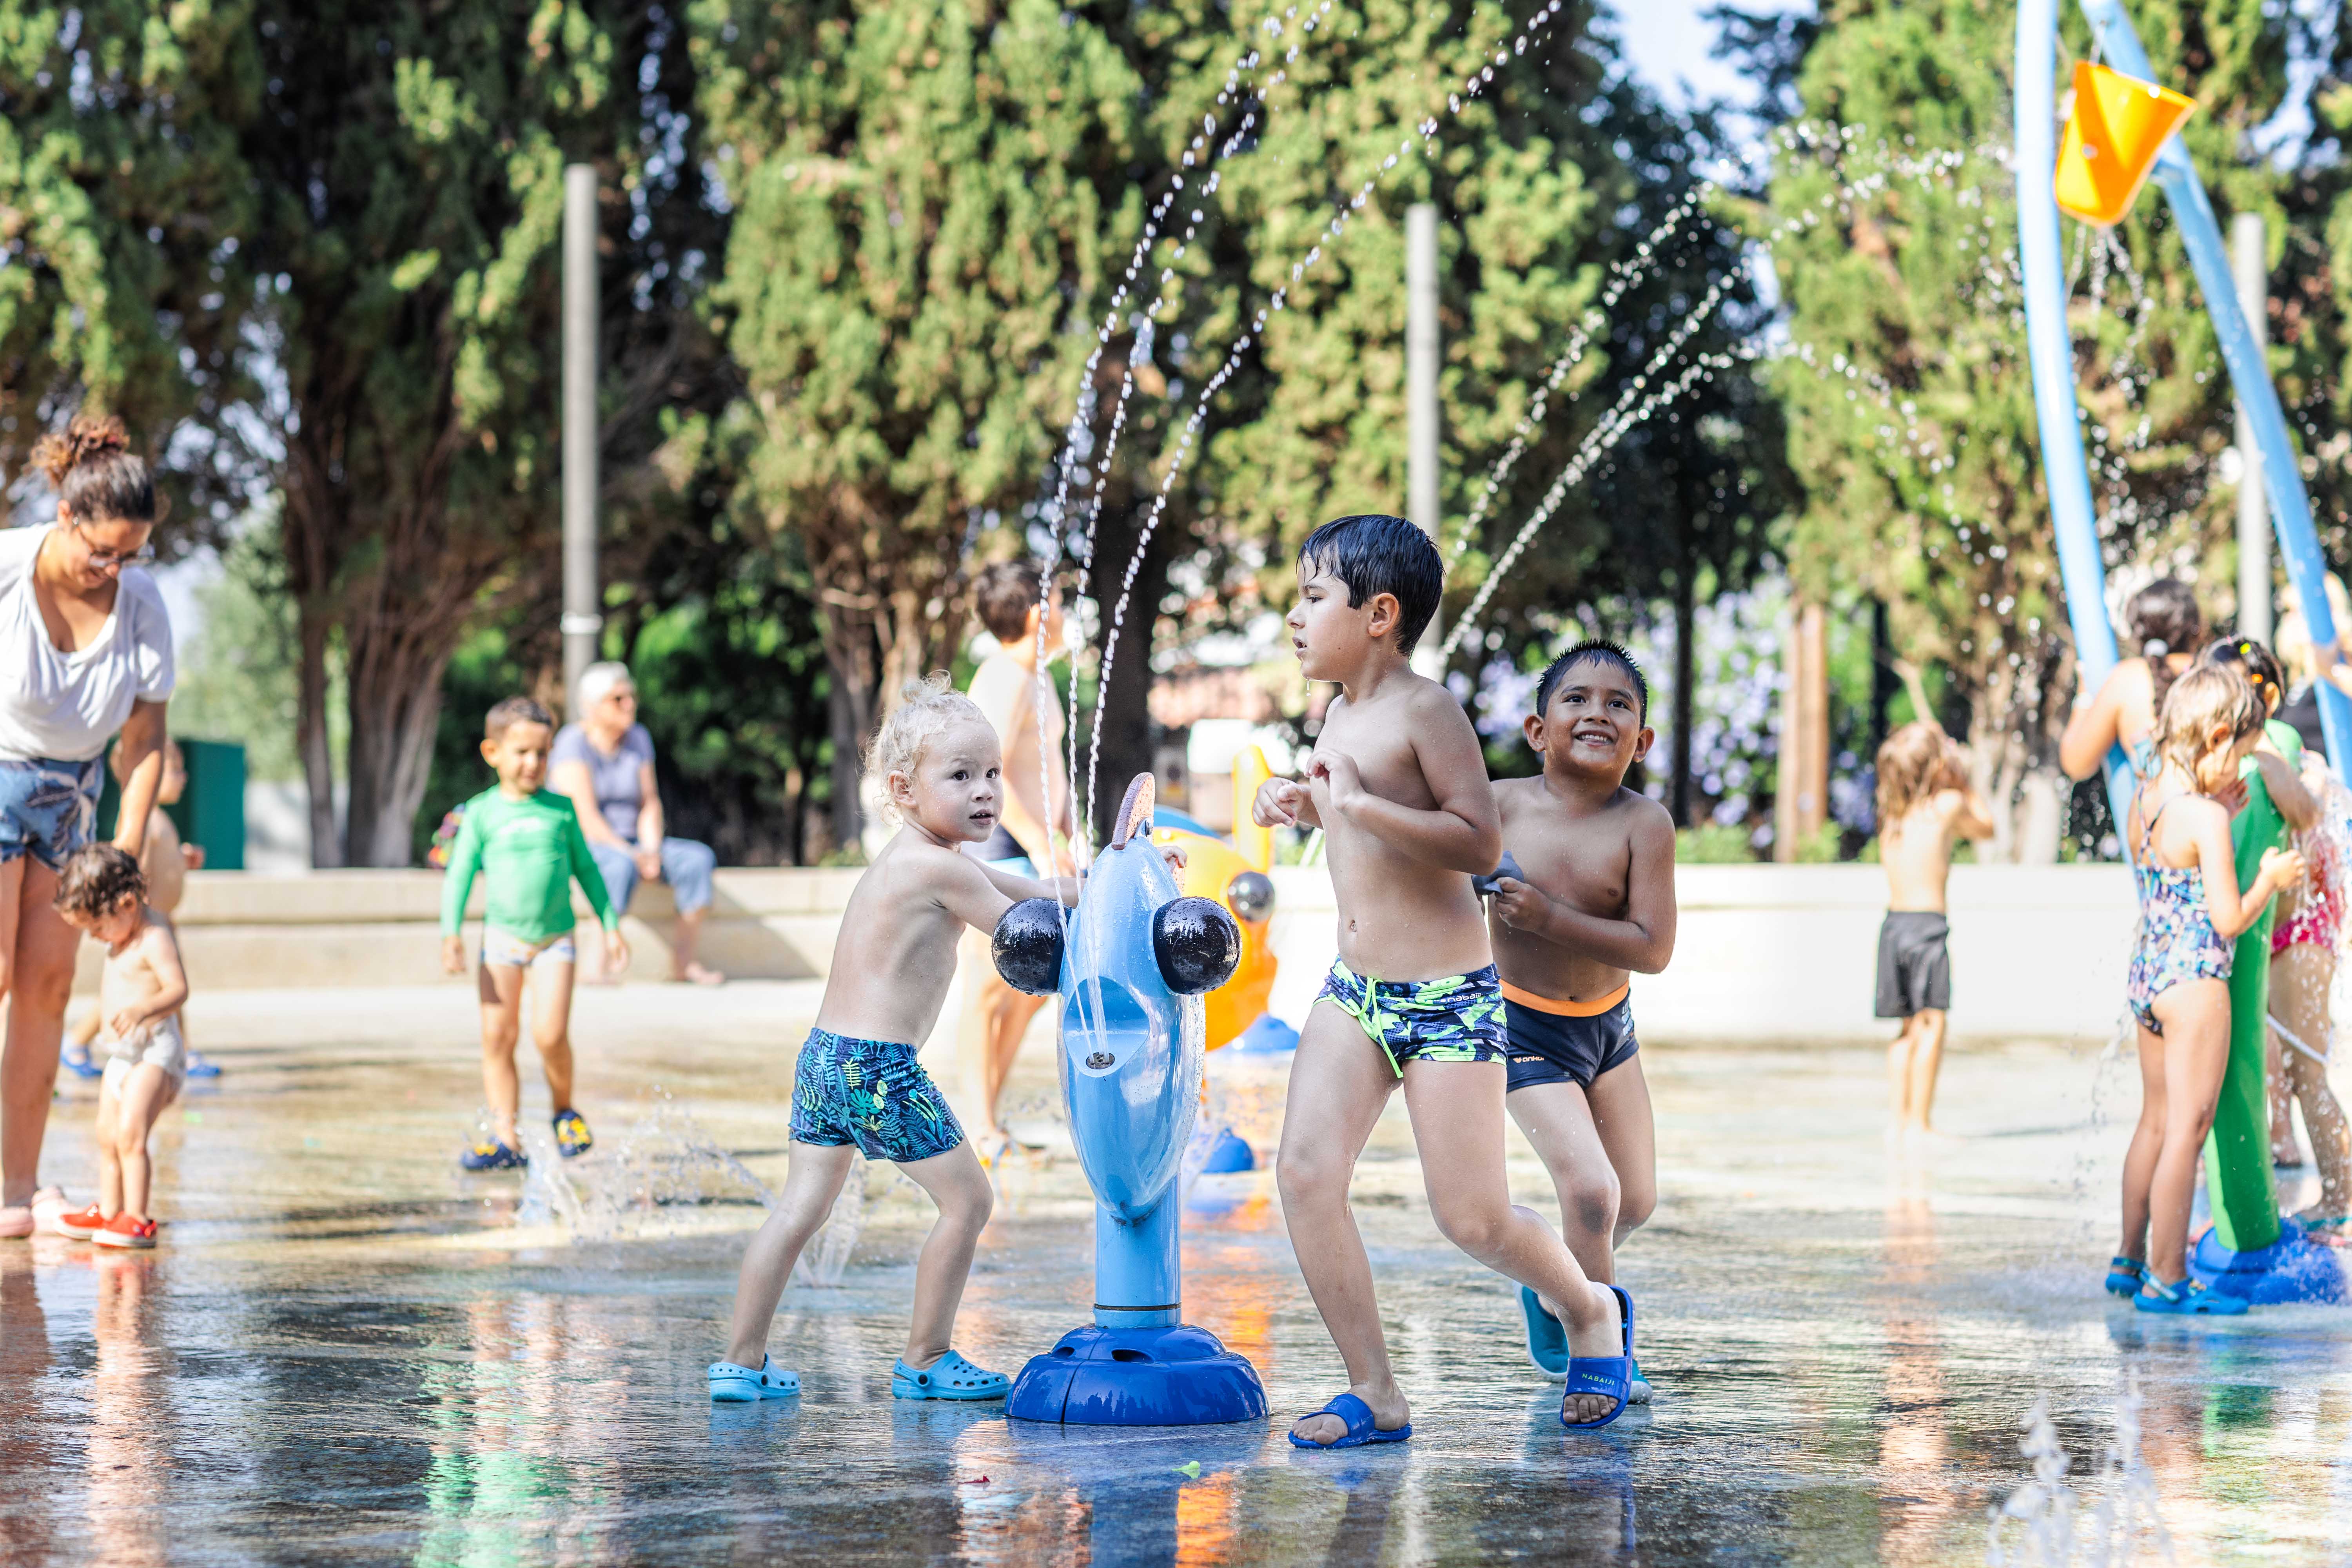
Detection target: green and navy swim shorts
<box><xmin>1315</xmin><ymin>957</ymin><xmax>1509</xmax><ymax>1077</ymax></box>
<box><xmin>789</xmin><ymin>1027</ymin><xmax>965</xmax><ymax>1164</ymax></box>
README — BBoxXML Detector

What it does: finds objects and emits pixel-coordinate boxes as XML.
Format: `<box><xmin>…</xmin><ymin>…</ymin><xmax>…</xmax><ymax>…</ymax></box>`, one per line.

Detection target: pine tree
<box><xmin>1753</xmin><ymin>0</ymin><xmax>2293</xmax><ymax>855</ymax></box>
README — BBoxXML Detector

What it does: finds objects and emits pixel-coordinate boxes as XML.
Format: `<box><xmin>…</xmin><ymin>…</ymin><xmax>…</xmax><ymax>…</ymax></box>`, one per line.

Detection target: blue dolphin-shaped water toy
<box><xmin>991</xmin><ymin>774</ymin><xmax>1267</xmax><ymax>1426</ymax></box>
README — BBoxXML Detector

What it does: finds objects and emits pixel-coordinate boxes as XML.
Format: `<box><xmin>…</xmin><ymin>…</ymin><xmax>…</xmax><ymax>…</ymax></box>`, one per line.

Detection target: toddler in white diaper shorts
<box><xmin>51</xmin><ymin>844</ymin><xmax>190</xmax><ymax>1249</ymax></box>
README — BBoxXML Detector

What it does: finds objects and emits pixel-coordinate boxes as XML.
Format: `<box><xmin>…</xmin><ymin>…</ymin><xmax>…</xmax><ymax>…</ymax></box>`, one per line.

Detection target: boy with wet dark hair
<box><xmin>1484</xmin><ymin>639</ymin><xmax>1675</xmax><ymax>1403</ymax></box>
<box><xmin>1253</xmin><ymin>516</ymin><xmax>1636</xmax><ymax>1445</ymax></box>
<box><xmin>439</xmin><ymin>695</ymin><xmax>626</xmax><ymax>1171</ymax></box>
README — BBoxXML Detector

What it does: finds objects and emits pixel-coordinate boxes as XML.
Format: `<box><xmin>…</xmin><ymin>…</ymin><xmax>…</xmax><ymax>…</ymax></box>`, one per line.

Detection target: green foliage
<box><xmin>0</xmin><ymin>0</ymin><xmax>257</xmax><ymax>526</ymax></box>
<box><xmin>171</xmin><ymin>524</ymin><xmax>345</xmax><ymax>783</ymax></box>
<box><xmin>692</xmin><ymin>0</ymin><xmax>1152</xmax><ymax>842</ymax></box>
<box><xmin>1677</xmin><ymin>822</ymin><xmax>1762</xmax><ymax>862</ymax></box>
<box><xmin>1749</xmin><ymin>0</ymin><xmax>2305</xmax><ymax>856</ymax></box>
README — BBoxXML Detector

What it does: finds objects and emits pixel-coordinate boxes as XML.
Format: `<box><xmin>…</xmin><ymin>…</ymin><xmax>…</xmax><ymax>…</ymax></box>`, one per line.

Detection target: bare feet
<box><xmin>1549</xmin><ymin>1283</ymin><xmax>1626</xmax><ymax>1426</ymax></box>
<box><xmin>671</xmin><ymin>961</ymin><xmax>725</xmax><ymax>986</ymax></box>
<box><xmin>1290</xmin><ymin>1380</ymin><xmax>1408</xmax><ymax>1446</ymax></box>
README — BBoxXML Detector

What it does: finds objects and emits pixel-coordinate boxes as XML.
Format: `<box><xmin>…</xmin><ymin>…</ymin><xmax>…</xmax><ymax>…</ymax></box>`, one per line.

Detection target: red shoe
<box><xmin>53</xmin><ymin>1205</ymin><xmax>108</xmax><ymax>1241</ymax></box>
<box><xmin>93</xmin><ymin>1213</ymin><xmax>157</xmax><ymax>1249</ymax></box>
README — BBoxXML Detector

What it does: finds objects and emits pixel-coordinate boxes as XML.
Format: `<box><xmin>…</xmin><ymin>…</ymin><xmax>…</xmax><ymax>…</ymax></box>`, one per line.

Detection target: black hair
<box><xmin>2201</xmin><ymin>635</ymin><xmax>2287</xmax><ymax>716</ymax></box>
<box><xmin>972</xmin><ymin>560</ymin><xmax>1045</xmax><ymax>644</ymax></box>
<box><xmin>484</xmin><ymin>695</ymin><xmax>554</xmax><ymax>740</ymax></box>
<box><xmin>32</xmin><ymin>413</ymin><xmax>156</xmax><ymax>524</ymax></box>
<box><xmin>1535</xmin><ymin>639</ymin><xmax>1650</xmax><ymax>723</ymax></box>
<box><xmin>2127</xmin><ymin>579</ymin><xmax>2202</xmax><ymax>712</ymax></box>
<box><xmin>1296</xmin><ymin>514</ymin><xmax>1443</xmax><ymax>657</ymax></box>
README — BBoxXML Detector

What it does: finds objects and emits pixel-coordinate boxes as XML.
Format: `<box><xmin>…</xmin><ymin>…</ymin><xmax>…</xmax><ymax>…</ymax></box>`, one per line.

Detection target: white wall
<box><xmin>1262</xmin><ymin>864</ymin><xmax>2138</xmax><ymax>1045</ymax></box>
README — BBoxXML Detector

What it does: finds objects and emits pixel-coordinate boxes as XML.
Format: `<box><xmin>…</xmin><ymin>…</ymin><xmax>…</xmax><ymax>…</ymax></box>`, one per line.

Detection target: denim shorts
<box><xmin>0</xmin><ymin>757</ymin><xmax>102</xmax><ymax>871</ymax></box>
<box><xmin>588</xmin><ymin>836</ymin><xmax>717</xmax><ymax>915</ymax></box>
<box><xmin>789</xmin><ymin>1027</ymin><xmax>965</xmax><ymax>1164</ymax></box>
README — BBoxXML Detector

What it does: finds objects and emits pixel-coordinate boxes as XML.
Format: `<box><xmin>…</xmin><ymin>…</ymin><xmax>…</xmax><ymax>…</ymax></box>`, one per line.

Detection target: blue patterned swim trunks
<box><xmin>790</xmin><ymin>1027</ymin><xmax>966</xmax><ymax>1163</ymax></box>
<box><xmin>0</xmin><ymin>757</ymin><xmax>102</xmax><ymax>871</ymax></box>
<box><xmin>1316</xmin><ymin>957</ymin><xmax>1509</xmax><ymax>1077</ymax></box>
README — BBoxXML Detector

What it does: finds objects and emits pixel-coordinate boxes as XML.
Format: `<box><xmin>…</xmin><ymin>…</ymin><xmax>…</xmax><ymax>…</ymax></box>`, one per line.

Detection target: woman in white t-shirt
<box><xmin>0</xmin><ymin>416</ymin><xmax>175</xmax><ymax>1240</ymax></box>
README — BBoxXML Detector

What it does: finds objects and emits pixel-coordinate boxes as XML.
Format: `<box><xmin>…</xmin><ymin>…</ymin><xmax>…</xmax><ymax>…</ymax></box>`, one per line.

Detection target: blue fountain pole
<box><xmin>2016</xmin><ymin>0</ymin><xmax>2136</xmax><ymax>840</ymax></box>
<box><xmin>2074</xmin><ymin>0</ymin><xmax>2352</xmax><ymax>772</ymax></box>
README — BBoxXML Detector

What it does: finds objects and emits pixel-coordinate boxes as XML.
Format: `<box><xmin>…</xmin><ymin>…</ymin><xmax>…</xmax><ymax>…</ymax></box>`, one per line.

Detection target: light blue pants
<box><xmin>589</xmin><ymin>836</ymin><xmax>717</xmax><ymax>916</ymax></box>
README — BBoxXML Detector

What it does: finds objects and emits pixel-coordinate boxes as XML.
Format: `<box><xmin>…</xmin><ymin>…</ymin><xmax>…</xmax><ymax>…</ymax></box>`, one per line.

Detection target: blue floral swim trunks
<box><xmin>0</xmin><ymin>757</ymin><xmax>102</xmax><ymax>871</ymax></box>
<box><xmin>789</xmin><ymin>1027</ymin><xmax>966</xmax><ymax>1163</ymax></box>
<box><xmin>1315</xmin><ymin>957</ymin><xmax>1509</xmax><ymax>1076</ymax></box>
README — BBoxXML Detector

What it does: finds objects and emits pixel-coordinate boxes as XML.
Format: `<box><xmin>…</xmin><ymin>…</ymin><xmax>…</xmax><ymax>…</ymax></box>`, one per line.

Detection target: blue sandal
<box><xmin>1519</xmin><ymin>1285</ymin><xmax>1568</xmax><ymax>1379</ymax></box>
<box><xmin>1287</xmin><ymin>1391</ymin><xmax>1411</xmax><ymax>1449</ymax></box>
<box><xmin>1563</xmin><ymin>1286</ymin><xmax>1635</xmax><ymax>1431</ymax></box>
<box><xmin>2104</xmin><ymin>1256</ymin><xmax>2147</xmax><ymax>1298</ymax></box>
<box><xmin>708</xmin><ymin>1355</ymin><xmax>800</xmax><ymax>1402</ymax></box>
<box><xmin>891</xmin><ymin>1349</ymin><xmax>1009</xmax><ymax>1401</ymax></box>
<box><xmin>2135</xmin><ymin>1276</ymin><xmax>2247</xmax><ymax>1316</ymax></box>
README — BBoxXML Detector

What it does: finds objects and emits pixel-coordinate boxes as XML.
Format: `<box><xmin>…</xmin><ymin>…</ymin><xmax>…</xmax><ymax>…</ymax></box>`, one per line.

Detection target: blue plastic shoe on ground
<box><xmin>460</xmin><ymin>1140</ymin><xmax>526</xmax><ymax>1171</ymax></box>
<box><xmin>58</xmin><ymin>1045</ymin><xmax>102</xmax><ymax>1081</ymax></box>
<box><xmin>708</xmin><ymin>1356</ymin><xmax>800</xmax><ymax>1402</ymax></box>
<box><xmin>892</xmin><ymin>1349</ymin><xmax>1009</xmax><ymax>1401</ymax></box>
<box><xmin>1287</xmin><ymin>1391</ymin><xmax>1410</xmax><ymax>1450</ymax></box>
<box><xmin>1563</xmin><ymin>1286</ymin><xmax>1635</xmax><ymax>1431</ymax></box>
<box><xmin>552</xmin><ymin>1109</ymin><xmax>593</xmax><ymax>1159</ymax></box>
<box><xmin>183</xmin><ymin>1051</ymin><xmax>222</xmax><ymax>1080</ymax></box>
<box><xmin>2136</xmin><ymin>1276</ymin><xmax>2247</xmax><ymax>1315</ymax></box>
<box><xmin>2105</xmin><ymin>1256</ymin><xmax>2147</xmax><ymax>1298</ymax></box>
<box><xmin>1628</xmin><ymin>1358</ymin><xmax>1652</xmax><ymax>1405</ymax></box>
<box><xmin>1519</xmin><ymin>1285</ymin><xmax>1568</xmax><ymax>1379</ymax></box>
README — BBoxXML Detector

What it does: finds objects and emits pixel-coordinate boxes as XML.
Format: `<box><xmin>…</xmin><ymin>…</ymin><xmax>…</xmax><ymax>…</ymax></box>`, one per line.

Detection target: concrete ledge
<box><xmin>79</xmin><ymin>863</ymin><xmax>2143</xmax><ymax>1044</ymax></box>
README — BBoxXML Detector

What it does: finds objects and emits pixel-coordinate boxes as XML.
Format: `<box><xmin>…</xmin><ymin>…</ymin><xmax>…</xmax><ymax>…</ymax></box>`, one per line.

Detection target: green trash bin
<box><xmin>95</xmin><ymin>738</ymin><xmax>246</xmax><ymax>870</ymax></box>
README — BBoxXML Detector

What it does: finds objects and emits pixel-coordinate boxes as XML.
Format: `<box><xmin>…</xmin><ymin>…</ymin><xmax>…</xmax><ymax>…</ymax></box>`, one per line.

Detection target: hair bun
<box><xmin>28</xmin><ymin>413</ymin><xmax>131</xmax><ymax>488</ymax></box>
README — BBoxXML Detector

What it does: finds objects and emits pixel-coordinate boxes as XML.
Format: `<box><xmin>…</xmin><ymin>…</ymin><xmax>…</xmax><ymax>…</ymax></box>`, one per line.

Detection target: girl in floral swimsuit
<box><xmin>2113</xmin><ymin>666</ymin><xmax>2305</xmax><ymax>1315</ymax></box>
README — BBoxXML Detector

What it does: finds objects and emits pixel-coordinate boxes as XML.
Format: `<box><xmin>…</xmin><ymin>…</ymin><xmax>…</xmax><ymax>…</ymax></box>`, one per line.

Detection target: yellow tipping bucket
<box><xmin>2054</xmin><ymin>60</ymin><xmax>2195</xmax><ymax>227</ymax></box>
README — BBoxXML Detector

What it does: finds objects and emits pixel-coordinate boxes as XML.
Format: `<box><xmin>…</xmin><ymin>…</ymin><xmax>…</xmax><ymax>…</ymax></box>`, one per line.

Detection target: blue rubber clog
<box><xmin>1287</xmin><ymin>1391</ymin><xmax>1411</xmax><ymax>1450</ymax></box>
<box><xmin>2135</xmin><ymin>1276</ymin><xmax>2248</xmax><ymax>1315</ymax></box>
<box><xmin>1563</xmin><ymin>1285</ymin><xmax>1635</xmax><ymax>1431</ymax></box>
<box><xmin>1519</xmin><ymin>1285</ymin><xmax>1568</xmax><ymax>1379</ymax></box>
<box><xmin>709</xmin><ymin>1356</ymin><xmax>800</xmax><ymax>1402</ymax></box>
<box><xmin>2105</xmin><ymin>1256</ymin><xmax>2147</xmax><ymax>1298</ymax></box>
<box><xmin>460</xmin><ymin>1140</ymin><xmax>526</xmax><ymax>1172</ymax></box>
<box><xmin>892</xmin><ymin>1349</ymin><xmax>1009</xmax><ymax>1402</ymax></box>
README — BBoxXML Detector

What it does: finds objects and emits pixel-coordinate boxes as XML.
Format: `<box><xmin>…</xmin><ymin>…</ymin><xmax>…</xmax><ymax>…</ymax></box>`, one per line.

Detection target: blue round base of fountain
<box><xmin>1005</xmin><ymin>1323</ymin><xmax>1268</xmax><ymax>1426</ymax></box>
<box><xmin>2189</xmin><ymin>1219</ymin><xmax>2348</xmax><ymax>1304</ymax></box>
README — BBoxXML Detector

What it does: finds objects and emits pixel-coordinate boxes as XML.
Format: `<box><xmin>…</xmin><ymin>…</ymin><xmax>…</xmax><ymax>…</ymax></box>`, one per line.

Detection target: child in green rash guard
<box><xmin>439</xmin><ymin>696</ymin><xmax>628</xmax><ymax>1171</ymax></box>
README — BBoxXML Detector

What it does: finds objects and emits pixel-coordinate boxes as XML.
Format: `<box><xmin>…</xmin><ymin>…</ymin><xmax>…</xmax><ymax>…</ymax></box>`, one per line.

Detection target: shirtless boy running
<box><xmin>1485</xmin><ymin>641</ymin><xmax>1675</xmax><ymax>1402</ymax></box>
<box><xmin>1254</xmin><ymin>514</ymin><xmax>1635</xmax><ymax>1443</ymax></box>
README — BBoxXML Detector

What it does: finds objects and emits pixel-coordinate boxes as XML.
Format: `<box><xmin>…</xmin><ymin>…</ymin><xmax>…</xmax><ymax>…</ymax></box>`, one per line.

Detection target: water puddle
<box><xmin>1986</xmin><ymin>1379</ymin><xmax>2173</xmax><ymax>1566</ymax></box>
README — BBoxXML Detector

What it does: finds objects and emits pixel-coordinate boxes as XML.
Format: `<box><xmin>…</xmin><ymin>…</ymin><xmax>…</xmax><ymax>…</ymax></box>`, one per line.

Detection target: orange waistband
<box><xmin>1498</xmin><ymin>979</ymin><xmax>1630</xmax><ymax>1018</ymax></box>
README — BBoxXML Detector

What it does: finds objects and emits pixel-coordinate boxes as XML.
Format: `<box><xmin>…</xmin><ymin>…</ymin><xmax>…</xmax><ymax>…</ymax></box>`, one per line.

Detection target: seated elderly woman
<box><xmin>551</xmin><ymin>662</ymin><xmax>724</xmax><ymax>985</ymax></box>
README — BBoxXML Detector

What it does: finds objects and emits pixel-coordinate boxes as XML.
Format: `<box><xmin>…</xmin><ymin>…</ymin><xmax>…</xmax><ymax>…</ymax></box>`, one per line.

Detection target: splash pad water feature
<box><xmin>2018</xmin><ymin>0</ymin><xmax>2349</xmax><ymax>1303</ymax></box>
<box><xmin>989</xmin><ymin>775</ymin><xmax>1263</xmax><ymax>1425</ymax></box>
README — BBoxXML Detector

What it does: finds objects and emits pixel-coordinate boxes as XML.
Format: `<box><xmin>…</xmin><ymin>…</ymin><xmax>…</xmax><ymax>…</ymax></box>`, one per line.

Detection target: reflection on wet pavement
<box><xmin>4</xmin><ymin>984</ymin><xmax>2349</xmax><ymax>1565</ymax></box>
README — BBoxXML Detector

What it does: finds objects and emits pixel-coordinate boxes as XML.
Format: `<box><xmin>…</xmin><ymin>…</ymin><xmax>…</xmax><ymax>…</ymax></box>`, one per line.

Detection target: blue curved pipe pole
<box><xmin>2016</xmin><ymin>0</ymin><xmax>2138</xmax><ymax>838</ymax></box>
<box><xmin>2073</xmin><ymin>0</ymin><xmax>2352</xmax><ymax>774</ymax></box>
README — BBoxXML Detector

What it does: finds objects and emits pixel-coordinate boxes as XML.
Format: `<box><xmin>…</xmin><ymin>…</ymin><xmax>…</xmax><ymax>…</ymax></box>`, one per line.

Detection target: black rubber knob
<box><xmin>992</xmin><ymin>897</ymin><xmax>1066</xmax><ymax>995</ymax></box>
<box><xmin>1153</xmin><ymin>896</ymin><xmax>1241</xmax><ymax>995</ymax></box>
<box><xmin>1224</xmin><ymin>870</ymin><xmax>1275</xmax><ymax>924</ymax></box>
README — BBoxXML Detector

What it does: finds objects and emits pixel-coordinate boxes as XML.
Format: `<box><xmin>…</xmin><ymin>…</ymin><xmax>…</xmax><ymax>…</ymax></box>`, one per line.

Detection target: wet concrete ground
<box><xmin>4</xmin><ymin>983</ymin><xmax>2348</xmax><ymax>1566</ymax></box>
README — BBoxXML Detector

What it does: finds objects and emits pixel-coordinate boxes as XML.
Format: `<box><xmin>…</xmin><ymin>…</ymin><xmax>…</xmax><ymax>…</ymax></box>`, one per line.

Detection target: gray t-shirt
<box><xmin>552</xmin><ymin>722</ymin><xmax>654</xmax><ymax>842</ymax></box>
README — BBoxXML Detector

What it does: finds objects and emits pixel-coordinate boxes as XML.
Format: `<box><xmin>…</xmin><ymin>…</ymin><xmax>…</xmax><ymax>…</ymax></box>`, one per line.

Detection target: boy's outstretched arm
<box><xmin>1492</xmin><ymin>805</ymin><xmax>1677</xmax><ymax>973</ymax></box>
<box><xmin>1942</xmin><ymin>787</ymin><xmax>1998</xmax><ymax>842</ymax></box>
<box><xmin>1313</xmin><ymin>688</ymin><xmax>1501</xmax><ymax>873</ymax></box>
<box><xmin>975</xmin><ymin>842</ymin><xmax>1186</xmax><ymax>909</ymax></box>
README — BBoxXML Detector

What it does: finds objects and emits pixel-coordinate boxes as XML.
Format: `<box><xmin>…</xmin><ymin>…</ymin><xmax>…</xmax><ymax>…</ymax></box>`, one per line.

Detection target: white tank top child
<box><xmin>0</xmin><ymin>524</ymin><xmax>175</xmax><ymax>762</ymax></box>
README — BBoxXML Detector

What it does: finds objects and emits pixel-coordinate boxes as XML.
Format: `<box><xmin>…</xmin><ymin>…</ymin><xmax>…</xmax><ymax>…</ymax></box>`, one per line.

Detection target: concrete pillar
<box><xmin>1407</xmin><ymin>203</ymin><xmax>1442</xmax><ymax>674</ymax></box>
<box><xmin>1775</xmin><ymin>600</ymin><xmax>1829</xmax><ymax>861</ymax></box>
<box><xmin>562</xmin><ymin>163</ymin><xmax>603</xmax><ymax>711</ymax></box>
<box><xmin>2233</xmin><ymin>210</ymin><xmax>2271</xmax><ymax>646</ymax></box>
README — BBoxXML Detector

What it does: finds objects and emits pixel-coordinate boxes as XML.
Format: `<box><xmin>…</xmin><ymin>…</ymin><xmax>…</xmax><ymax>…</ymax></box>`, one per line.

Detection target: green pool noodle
<box><xmin>2201</xmin><ymin>721</ymin><xmax>2296</xmax><ymax>1254</ymax></box>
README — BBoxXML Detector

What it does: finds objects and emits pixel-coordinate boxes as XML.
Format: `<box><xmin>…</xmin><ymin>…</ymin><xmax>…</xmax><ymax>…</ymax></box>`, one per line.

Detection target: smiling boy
<box><xmin>1252</xmin><ymin>515</ymin><xmax>1635</xmax><ymax>1443</ymax></box>
<box><xmin>1484</xmin><ymin>641</ymin><xmax>1676</xmax><ymax>1401</ymax></box>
